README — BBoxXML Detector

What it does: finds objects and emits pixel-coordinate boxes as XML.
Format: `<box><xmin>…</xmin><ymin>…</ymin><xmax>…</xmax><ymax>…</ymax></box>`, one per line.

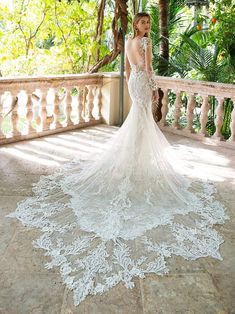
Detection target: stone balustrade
<box><xmin>0</xmin><ymin>73</ymin><xmax>234</xmax><ymax>148</ymax></box>
<box><xmin>0</xmin><ymin>74</ymin><xmax>103</xmax><ymax>145</ymax></box>
<box><xmin>156</xmin><ymin>76</ymin><xmax>235</xmax><ymax>148</ymax></box>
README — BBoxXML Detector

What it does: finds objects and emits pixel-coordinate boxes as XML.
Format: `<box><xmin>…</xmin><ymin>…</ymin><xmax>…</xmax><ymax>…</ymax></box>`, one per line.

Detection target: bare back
<box><xmin>125</xmin><ymin>36</ymin><xmax>153</xmax><ymax>83</ymax></box>
<box><xmin>125</xmin><ymin>37</ymin><xmax>146</xmax><ymax>70</ymax></box>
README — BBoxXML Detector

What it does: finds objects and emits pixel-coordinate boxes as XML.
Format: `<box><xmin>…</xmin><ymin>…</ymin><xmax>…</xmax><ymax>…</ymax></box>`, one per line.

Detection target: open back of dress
<box><xmin>125</xmin><ymin>36</ymin><xmax>146</xmax><ymax>70</ymax></box>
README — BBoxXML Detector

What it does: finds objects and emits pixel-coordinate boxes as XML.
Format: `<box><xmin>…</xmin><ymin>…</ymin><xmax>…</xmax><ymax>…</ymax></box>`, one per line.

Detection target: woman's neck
<box><xmin>135</xmin><ymin>33</ymin><xmax>146</xmax><ymax>38</ymax></box>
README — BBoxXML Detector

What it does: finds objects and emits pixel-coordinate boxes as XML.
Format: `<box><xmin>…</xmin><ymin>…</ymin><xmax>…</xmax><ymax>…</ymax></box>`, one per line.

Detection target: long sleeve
<box><xmin>142</xmin><ymin>37</ymin><xmax>158</xmax><ymax>91</ymax></box>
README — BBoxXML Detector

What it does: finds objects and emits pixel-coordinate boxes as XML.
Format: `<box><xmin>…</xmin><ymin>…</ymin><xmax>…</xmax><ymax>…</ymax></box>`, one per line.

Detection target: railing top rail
<box><xmin>156</xmin><ymin>75</ymin><xmax>235</xmax><ymax>98</ymax></box>
<box><xmin>0</xmin><ymin>72</ymin><xmax>103</xmax><ymax>82</ymax></box>
<box><xmin>0</xmin><ymin>72</ymin><xmax>234</xmax><ymax>97</ymax></box>
<box><xmin>0</xmin><ymin>73</ymin><xmax>104</xmax><ymax>92</ymax></box>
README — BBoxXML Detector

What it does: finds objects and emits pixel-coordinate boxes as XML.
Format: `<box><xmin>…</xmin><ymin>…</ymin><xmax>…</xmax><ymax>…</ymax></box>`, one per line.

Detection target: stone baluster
<box><xmin>160</xmin><ymin>88</ymin><xmax>169</xmax><ymax>126</ymax></box>
<box><xmin>53</xmin><ymin>92</ymin><xmax>62</xmax><ymax>129</ymax></box>
<box><xmin>0</xmin><ymin>94</ymin><xmax>4</xmax><ymax>138</ymax></box>
<box><xmin>213</xmin><ymin>97</ymin><xmax>224</xmax><ymax>140</ymax></box>
<box><xmin>31</xmin><ymin>93</ymin><xmax>41</xmax><ymax>132</ymax></box>
<box><xmin>229</xmin><ymin>98</ymin><xmax>235</xmax><ymax>142</ymax></box>
<box><xmin>65</xmin><ymin>88</ymin><xmax>73</xmax><ymax>126</ymax></box>
<box><xmin>77</xmin><ymin>87</ymin><xmax>85</xmax><ymax>123</ymax></box>
<box><xmin>87</xmin><ymin>85</ymin><xmax>95</xmax><ymax>121</ymax></box>
<box><xmin>26</xmin><ymin>92</ymin><xmax>35</xmax><ymax>134</ymax></box>
<box><xmin>96</xmin><ymin>86</ymin><xmax>102</xmax><ymax>120</ymax></box>
<box><xmin>185</xmin><ymin>93</ymin><xmax>196</xmax><ymax>133</ymax></box>
<box><xmin>11</xmin><ymin>92</ymin><xmax>21</xmax><ymax>137</ymax></box>
<box><xmin>40</xmin><ymin>89</ymin><xmax>50</xmax><ymax>132</ymax></box>
<box><xmin>199</xmin><ymin>95</ymin><xmax>209</xmax><ymax>136</ymax></box>
<box><xmin>172</xmin><ymin>91</ymin><xmax>182</xmax><ymax>129</ymax></box>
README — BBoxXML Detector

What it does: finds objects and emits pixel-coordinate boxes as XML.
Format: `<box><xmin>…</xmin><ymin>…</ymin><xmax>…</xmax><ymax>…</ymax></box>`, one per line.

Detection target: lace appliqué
<box><xmin>7</xmin><ymin>156</ymin><xmax>228</xmax><ymax>306</ymax></box>
<box><xmin>140</xmin><ymin>37</ymin><xmax>157</xmax><ymax>91</ymax></box>
<box><xmin>148</xmin><ymin>72</ymin><xmax>158</xmax><ymax>91</ymax></box>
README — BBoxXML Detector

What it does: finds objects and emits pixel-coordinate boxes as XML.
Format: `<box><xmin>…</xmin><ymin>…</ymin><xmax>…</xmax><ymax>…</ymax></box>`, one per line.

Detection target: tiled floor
<box><xmin>0</xmin><ymin>124</ymin><xmax>235</xmax><ymax>314</ymax></box>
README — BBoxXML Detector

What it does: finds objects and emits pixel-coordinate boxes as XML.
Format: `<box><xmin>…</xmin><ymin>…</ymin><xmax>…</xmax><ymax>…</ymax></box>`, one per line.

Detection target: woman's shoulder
<box><xmin>140</xmin><ymin>37</ymin><xmax>152</xmax><ymax>49</ymax></box>
<box><xmin>125</xmin><ymin>35</ymin><xmax>152</xmax><ymax>49</ymax></box>
<box><xmin>125</xmin><ymin>33</ymin><xmax>133</xmax><ymax>41</ymax></box>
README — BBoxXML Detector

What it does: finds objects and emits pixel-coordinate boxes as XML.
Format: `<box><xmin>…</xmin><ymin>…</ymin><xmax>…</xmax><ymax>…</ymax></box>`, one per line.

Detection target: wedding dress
<box><xmin>8</xmin><ymin>36</ymin><xmax>228</xmax><ymax>306</ymax></box>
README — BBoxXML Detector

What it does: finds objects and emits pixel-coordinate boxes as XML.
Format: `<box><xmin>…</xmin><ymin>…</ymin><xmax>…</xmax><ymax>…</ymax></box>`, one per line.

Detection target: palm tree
<box><xmin>158</xmin><ymin>0</ymin><xmax>169</xmax><ymax>75</ymax></box>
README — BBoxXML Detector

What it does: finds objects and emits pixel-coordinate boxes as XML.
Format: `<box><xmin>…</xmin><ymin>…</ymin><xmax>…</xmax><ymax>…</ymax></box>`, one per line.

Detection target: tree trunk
<box><xmin>154</xmin><ymin>0</ymin><xmax>169</xmax><ymax>122</ymax></box>
<box><xmin>132</xmin><ymin>0</ymin><xmax>137</xmax><ymax>15</ymax></box>
<box><xmin>89</xmin><ymin>0</ymin><xmax>128</xmax><ymax>73</ymax></box>
<box><xmin>86</xmin><ymin>0</ymin><xmax>106</xmax><ymax>71</ymax></box>
<box><xmin>95</xmin><ymin>0</ymin><xmax>106</xmax><ymax>62</ymax></box>
<box><xmin>158</xmin><ymin>0</ymin><xmax>169</xmax><ymax>75</ymax></box>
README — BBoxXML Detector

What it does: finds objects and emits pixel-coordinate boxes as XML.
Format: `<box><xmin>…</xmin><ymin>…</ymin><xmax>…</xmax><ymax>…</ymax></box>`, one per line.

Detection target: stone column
<box><xmin>185</xmin><ymin>93</ymin><xmax>196</xmax><ymax>133</ymax></box>
<box><xmin>77</xmin><ymin>87</ymin><xmax>85</xmax><ymax>123</ymax></box>
<box><xmin>0</xmin><ymin>94</ymin><xmax>4</xmax><ymax>138</ymax></box>
<box><xmin>12</xmin><ymin>92</ymin><xmax>21</xmax><ymax>137</ymax></box>
<box><xmin>229</xmin><ymin>98</ymin><xmax>235</xmax><ymax>142</ymax></box>
<box><xmin>87</xmin><ymin>85</ymin><xmax>95</xmax><ymax>121</ymax></box>
<box><xmin>65</xmin><ymin>88</ymin><xmax>73</xmax><ymax>126</ymax></box>
<box><xmin>53</xmin><ymin>92</ymin><xmax>62</xmax><ymax>129</ymax></box>
<box><xmin>173</xmin><ymin>91</ymin><xmax>182</xmax><ymax>129</ymax></box>
<box><xmin>97</xmin><ymin>86</ymin><xmax>102</xmax><ymax>120</ymax></box>
<box><xmin>26</xmin><ymin>93</ymin><xmax>35</xmax><ymax>134</ymax></box>
<box><xmin>160</xmin><ymin>88</ymin><xmax>169</xmax><ymax>126</ymax></box>
<box><xmin>199</xmin><ymin>95</ymin><xmax>209</xmax><ymax>136</ymax></box>
<box><xmin>213</xmin><ymin>96</ymin><xmax>224</xmax><ymax>140</ymax></box>
<box><xmin>40</xmin><ymin>89</ymin><xmax>50</xmax><ymax>132</ymax></box>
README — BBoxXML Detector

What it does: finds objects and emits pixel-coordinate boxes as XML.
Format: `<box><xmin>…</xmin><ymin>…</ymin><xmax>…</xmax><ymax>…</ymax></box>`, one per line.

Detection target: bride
<box><xmin>8</xmin><ymin>12</ymin><xmax>228</xmax><ymax>306</ymax></box>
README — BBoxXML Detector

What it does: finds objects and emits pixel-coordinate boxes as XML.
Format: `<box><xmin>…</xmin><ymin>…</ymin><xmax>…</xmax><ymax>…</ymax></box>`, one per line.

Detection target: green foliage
<box><xmin>180</xmin><ymin>35</ymin><xmax>224</xmax><ymax>82</ymax></box>
<box><xmin>147</xmin><ymin>0</ymin><xmax>235</xmax><ymax>139</ymax></box>
<box><xmin>148</xmin><ymin>0</ymin><xmax>190</xmax><ymax>73</ymax></box>
<box><xmin>165</xmin><ymin>0</ymin><xmax>235</xmax><ymax>83</ymax></box>
<box><xmin>0</xmin><ymin>0</ymin><xmax>112</xmax><ymax>76</ymax></box>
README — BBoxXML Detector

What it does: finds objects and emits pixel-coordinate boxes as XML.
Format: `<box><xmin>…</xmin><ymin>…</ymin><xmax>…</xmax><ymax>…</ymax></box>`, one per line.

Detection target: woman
<box><xmin>8</xmin><ymin>13</ymin><xmax>227</xmax><ymax>306</ymax></box>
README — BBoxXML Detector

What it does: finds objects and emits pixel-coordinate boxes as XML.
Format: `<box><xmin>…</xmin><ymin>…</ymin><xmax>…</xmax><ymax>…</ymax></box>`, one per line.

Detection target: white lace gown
<box><xmin>8</xmin><ymin>37</ymin><xmax>228</xmax><ymax>306</ymax></box>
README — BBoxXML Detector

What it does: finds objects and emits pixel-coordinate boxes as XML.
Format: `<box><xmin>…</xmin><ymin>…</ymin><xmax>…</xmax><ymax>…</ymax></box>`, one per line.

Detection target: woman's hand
<box><xmin>152</xmin><ymin>90</ymin><xmax>159</xmax><ymax>102</ymax></box>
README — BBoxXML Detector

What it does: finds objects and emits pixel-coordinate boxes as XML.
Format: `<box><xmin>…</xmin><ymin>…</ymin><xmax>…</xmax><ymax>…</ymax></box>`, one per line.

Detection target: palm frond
<box><xmin>180</xmin><ymin>34</ymin><xmax>222</xmax><ymax>81</ymax></box>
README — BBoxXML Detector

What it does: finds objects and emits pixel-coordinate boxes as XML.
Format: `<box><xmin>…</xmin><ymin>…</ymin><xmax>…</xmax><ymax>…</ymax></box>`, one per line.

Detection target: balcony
<box><xmin>0</xmin><ymin>73</ymin><xmax>235</xmax><ymax>148</ymax></box>
<box><xmin>0</xmin><ymin>74</ymin><xmax>235</xmax><ymax>312</ymax></box>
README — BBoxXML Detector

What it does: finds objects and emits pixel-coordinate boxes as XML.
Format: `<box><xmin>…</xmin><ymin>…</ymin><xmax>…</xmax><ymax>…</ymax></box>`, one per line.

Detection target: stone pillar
<box><xmin>199</xmin><ymin>95</ymin><xmax>209</xmax><ymax>136</ymax></box>
<box><xmin>87</xmin><ymin>85</ymin><xmax>95</xmax><ymax>121</ymax></box>
<box><xmin>53</xmin><ymin>92</ymin><xmax>62</xmax><ymax>129</ymax></box>
<box><xmin>40</xmin><ymin>89</ymin><xmax>50</xmax><ymax>132</ymax></box>
<box><xmin>229</xmin><ymin>98</ymin><xmax>235</xmax><ymax>142</ymax></box>
<box><xmin>0</xmin><ymin>94</ymin><xmax>5</xmax><ymax>138</ymax></box>
<box><xmin>65</xmin><ymin>88</ymin><xmax>73</xmax><ymax>126</ymax></box>
<box><xmin>12</xmin><ymin>92</ymin><xmax>21</xmax><ymax>137</ymax></box>
<box><xmin>26</xmin><ymin>92</ymin><xmax>35</xmax><ymax>134</ymax></box>
<box><xmin>173</xmin><ymin>91</ymin><xmax>182</xmax><ymax>129</ymax></box>
<box><xmin>213</xmin><ymin>97</ymin><xmax>224</xmax><ymax>140</ymax></box>
<box><xmin>185</xmin><ymin>93</ymin><xmax>196</xmax><ymax>133</ymax></box>
<box><xmin>160</xmin><ymin>88</ymin><xmax>169</xmax><ymax>126</ymax></box>
<box><xmin>77</xmin><ymin>87</ymin><xmax>85</xmax><ymax>123</ymax></box>
<box><xmin>97</xmin><ymin>86</ymin><xmax>102</xmax><ymax>120</ymax></box>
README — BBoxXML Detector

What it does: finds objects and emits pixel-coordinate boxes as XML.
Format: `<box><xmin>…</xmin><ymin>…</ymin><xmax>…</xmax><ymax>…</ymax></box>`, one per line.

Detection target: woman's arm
<box><xmin>144</xmin><ymin>38</ymin><xmax>158</xmax><ymax>92</ymax></box>
<box><xmin>145</xmin><ymin>38</ymin><xmax>153</xmax><ymax>74</ymax></box>
<box><xmin>125</xmin><ymin>52</ymin><xmax>131</xmax><ymax>82</ymax></box>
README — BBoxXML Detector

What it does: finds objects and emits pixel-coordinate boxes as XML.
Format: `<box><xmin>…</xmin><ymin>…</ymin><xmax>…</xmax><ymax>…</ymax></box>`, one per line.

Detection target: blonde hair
<box><xmin>132</xmin><ymin>12</ymin><xmax>150</xmax><ymax>38</ymax></box>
